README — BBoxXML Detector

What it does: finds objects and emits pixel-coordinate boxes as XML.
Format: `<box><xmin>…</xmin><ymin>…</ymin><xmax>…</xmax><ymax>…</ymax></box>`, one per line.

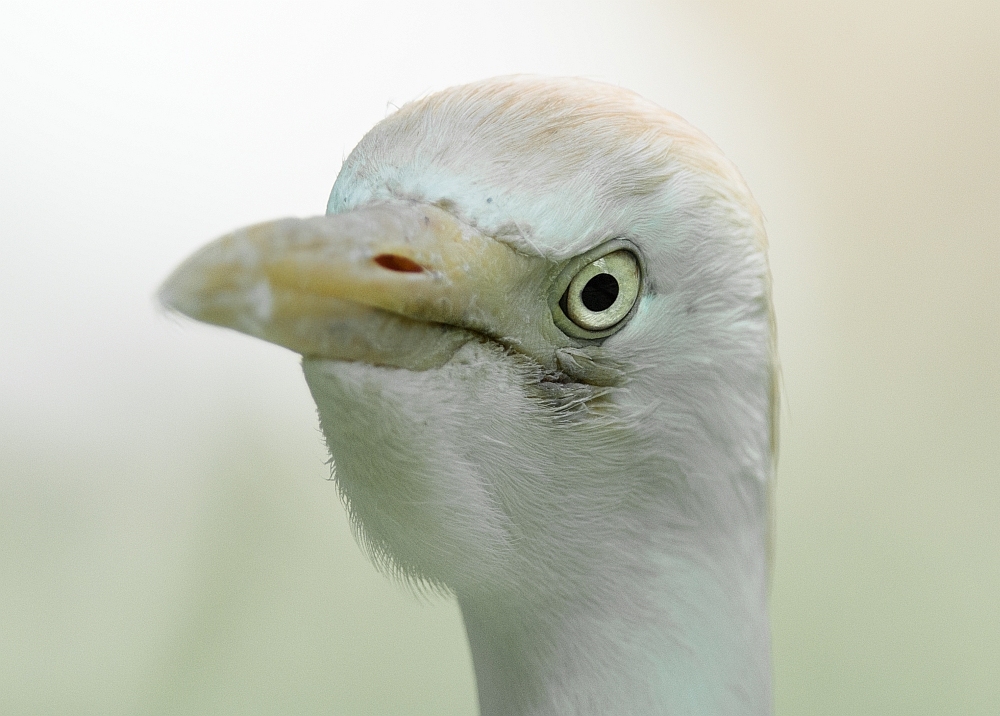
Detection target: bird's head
<box><xmin>161</xmin><ymin>77</ymin><xmax>776</xmax><ymax>604</ymax></box>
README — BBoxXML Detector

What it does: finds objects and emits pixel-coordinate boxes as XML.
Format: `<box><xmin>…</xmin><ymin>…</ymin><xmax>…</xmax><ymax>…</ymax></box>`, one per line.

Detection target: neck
<box><xmin>457</xmin><ymin>523</ymin><xmax>772</xmax><ymax>716</ymax></box>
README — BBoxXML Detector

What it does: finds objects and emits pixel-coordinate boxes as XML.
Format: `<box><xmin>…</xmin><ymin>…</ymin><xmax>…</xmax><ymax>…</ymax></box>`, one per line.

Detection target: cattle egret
<box><xmin>160</xmin><ymin>76</ymin><xmax>778</xmax><ymax>716</ymax></box>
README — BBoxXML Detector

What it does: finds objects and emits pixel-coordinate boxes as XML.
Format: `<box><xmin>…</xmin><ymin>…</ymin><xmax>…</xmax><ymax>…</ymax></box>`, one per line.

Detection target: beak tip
<box><xmin>157</xmin><ymin>268</ymin><xmax>192</xmax><ymax>317</ymax></box>
<box><xmin>157</xmin><ymin>258</ymin><xmax>218</xmax><ymax>325</ymax></box>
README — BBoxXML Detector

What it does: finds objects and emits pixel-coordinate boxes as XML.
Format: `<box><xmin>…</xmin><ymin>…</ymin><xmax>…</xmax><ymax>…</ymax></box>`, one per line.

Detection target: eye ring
<box><xmin>553</xmin><ymin>245</ymin><xmax>642</xmax><ymax>338</ymax></box>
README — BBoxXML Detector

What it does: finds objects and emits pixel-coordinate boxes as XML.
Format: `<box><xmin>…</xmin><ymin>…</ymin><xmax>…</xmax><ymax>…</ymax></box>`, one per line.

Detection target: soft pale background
<box><xmin>1</xmin><ymin>0</ymin><xmax>997</xmax><ymax>713</ymax></box>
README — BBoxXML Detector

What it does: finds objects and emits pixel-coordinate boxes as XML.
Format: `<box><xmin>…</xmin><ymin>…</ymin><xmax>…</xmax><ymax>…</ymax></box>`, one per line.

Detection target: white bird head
<box><xmin>161</xmin><ymin>76</ymin><xmax>777</xmax><ymax>715</ymax></box>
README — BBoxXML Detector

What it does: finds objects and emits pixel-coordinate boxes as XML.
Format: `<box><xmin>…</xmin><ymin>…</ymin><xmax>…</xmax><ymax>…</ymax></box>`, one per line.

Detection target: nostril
<box><xmin>373</xmin><ymin>254</ymin><xmax>425</xmax><ymax>273</ymax></box>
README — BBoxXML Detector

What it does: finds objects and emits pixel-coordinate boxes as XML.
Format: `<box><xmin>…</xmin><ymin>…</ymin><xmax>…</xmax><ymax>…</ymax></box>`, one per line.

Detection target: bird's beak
<box><xmin>159</xmin><ymin>201</ymin><xmax>552</xmax><ymax>370</ymax></box>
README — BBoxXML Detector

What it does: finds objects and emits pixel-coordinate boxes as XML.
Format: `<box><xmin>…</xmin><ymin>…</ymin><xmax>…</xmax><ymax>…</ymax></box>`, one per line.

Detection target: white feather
<box><xmin>301</xmin><ymin>77</ymin><xmax>777</xmax><ymax>714</ymax></box>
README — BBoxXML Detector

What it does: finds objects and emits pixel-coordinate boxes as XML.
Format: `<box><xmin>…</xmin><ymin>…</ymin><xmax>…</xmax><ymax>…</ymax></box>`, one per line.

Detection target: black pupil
<box><xmin>581</xmin><ymin>273</ymin><xmax>619</xmax><ymax>312</ymax></box>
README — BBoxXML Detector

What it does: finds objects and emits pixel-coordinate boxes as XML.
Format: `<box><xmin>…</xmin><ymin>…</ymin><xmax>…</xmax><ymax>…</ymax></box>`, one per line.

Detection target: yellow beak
<box><xmin>159</xmin><ymin>201</ymin><xmax>554</xmax><ymax>370</ymax></box>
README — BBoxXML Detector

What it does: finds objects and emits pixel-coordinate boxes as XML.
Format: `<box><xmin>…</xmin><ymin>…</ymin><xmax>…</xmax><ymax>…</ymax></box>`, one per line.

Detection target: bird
<box><xmin>160</xmin><ymin>76</ymin><xmax>778</xmax><ymax>716</ymax></box>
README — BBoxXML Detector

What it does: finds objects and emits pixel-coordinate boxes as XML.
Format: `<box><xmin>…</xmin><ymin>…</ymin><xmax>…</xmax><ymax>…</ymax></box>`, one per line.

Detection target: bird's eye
<box><xmin>561</xmin><ymin>250</ymin><xmax>640</xmax><ymax>332</ymax></box>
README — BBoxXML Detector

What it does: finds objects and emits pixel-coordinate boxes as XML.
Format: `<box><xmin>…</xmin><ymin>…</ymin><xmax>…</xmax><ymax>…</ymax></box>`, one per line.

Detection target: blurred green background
<box><xmin>1</xmin><ymin>0</ymin><xmax>997</xmax><ymax>713</ymax></box>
